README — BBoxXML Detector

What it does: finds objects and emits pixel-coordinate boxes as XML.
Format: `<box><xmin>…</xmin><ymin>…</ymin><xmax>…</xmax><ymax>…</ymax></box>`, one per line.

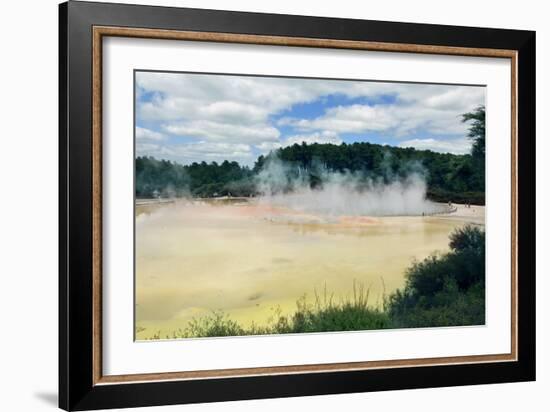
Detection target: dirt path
<box><xmin>432</xmin><ymin>203</ymin><xmax>485</xmax><ymax>225</ymax></box>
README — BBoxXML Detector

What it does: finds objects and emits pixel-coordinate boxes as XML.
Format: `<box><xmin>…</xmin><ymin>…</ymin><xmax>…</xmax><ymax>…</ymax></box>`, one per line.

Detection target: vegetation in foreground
<box><xmin>142</xmin><ymin>225</ymin><xmax>485</xmax><ymax>340</ymax></box>
<box><xmin>387</xmin><ymin>225</ymin><xmax>485</xmax><ymax>328</ymax></box>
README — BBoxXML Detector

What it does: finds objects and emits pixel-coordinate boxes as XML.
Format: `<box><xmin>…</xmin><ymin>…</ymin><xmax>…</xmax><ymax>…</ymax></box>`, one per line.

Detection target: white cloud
<box><xmin>281</xmin><ymin>104</ymin><xmax>395</xmax><ymax>134</ymax></box>
<box><xmin>284</xmin><ymin>131</ymin><xmax>343</xmax><ymax>146</ymax></box>
<box><xmin>422</xmin><ymin>87</ymin><xmax>485</xmax><ymax>111</ymax></box>
<box><xmin>398</xmin><ymin>137</ymin><xmax>472</xmax><ymax>155</ymax></box>
<box><xmin>137</xmin><ymin>141</ymin><xmax>255</xmax><ymax>165</ymax></box>
<box><xmin>136</xmin><ymin>71</ymin><xmax>485</xmax><ymax>163</ymax></box>
<box><xmin>255</xmin><ymin>141</ymin><xmax>282</xmax><ymax>153</ymax></box>
<box><xmin>255</xmin><ymin>131</ymin><xmax>342</xmax><ymax>154</ymax></box>
<box><xmin>163</xmin><ymin>121</ymin><xmax>280</xmax><ymax>144</ymax></box>
<box><xmin>281</xmin><ymin>91</ymin><xmax>484</xmax><ymax>138</ymax></box>
<box><xmin>135</xmin><ymin>126</ymin><xmax>164</xmax><ymax>141</ymax></box>
<box><xmin>201</xmin><ymin>101</ymin><xmax>267</xmax><ymax>124</ymax></box>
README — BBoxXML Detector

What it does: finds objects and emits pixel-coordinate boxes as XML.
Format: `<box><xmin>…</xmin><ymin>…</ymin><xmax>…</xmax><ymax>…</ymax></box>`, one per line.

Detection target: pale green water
<box><xmin>135</xmin><ymin>200</ymin><xmax>472</xmax><ymax>340</ymax></box>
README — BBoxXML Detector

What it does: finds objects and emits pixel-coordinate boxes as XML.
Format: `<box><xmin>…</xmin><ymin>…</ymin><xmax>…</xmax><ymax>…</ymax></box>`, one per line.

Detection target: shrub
<box><xmin>386</xmin><ymin>225</ymin><xmax>485</xmax><ymax>328</ymax></box>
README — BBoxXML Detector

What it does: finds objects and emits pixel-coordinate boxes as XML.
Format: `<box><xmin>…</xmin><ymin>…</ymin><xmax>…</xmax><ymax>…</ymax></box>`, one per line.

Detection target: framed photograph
<box><xmin>59</xmin><ymin>1</ymin><xmax>535</xmax><ymax>410</ymax></box>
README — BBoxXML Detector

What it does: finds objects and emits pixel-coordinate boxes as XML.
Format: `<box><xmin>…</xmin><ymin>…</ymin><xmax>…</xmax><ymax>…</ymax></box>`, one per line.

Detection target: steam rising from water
<box><xmin>256</xmin><ymin>156</ymin><xmax>446</xmax><ymax>216</ymax></box>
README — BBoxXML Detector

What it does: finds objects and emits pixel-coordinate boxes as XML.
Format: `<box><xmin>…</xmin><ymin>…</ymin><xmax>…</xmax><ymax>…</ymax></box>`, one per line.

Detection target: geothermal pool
<box><xmin>135</xmin><ymin>200</ymin><xmax>481</xmax><ymax>340</ymax></box>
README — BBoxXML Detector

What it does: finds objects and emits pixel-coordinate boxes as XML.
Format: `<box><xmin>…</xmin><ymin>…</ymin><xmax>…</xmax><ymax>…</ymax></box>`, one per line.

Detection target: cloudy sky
<box><xmin>135</xmin><ymin>71</ymin><xmax>485</xmax><ymax>166</ymax></box>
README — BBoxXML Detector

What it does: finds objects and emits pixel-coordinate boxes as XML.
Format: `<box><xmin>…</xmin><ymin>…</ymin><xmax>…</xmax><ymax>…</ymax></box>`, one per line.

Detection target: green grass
<box><xmin>144</xmin><ymin>226</ymin><xmax>485</xmax><ymax>340</ymax></box>
<box><xmin>146</xmin><ymin>281</ymin><xmax>391</xmax><ymax>340</ymax></box>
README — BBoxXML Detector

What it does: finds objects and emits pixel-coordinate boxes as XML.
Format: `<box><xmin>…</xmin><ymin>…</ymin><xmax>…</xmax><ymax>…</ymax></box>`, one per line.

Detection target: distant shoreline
<box><xmin>431</xmin><ymin>203</ymin><xmax>485</xmax><ymax>226</ymax></box>
<box><xmin>135</xmin><ymin>197</ymin><xmax>484</xmax><ymax>225</ymax></box>
<box><xmin>135</xmin><ymin>198</ymin><xmax>175</xmax><ymax>206</ymax></box>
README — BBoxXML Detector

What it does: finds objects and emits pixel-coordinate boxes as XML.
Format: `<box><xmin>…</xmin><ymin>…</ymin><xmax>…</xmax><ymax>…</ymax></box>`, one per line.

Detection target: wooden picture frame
<box><xmin>59</xmin><ymin>1</ymin><xmax>535</xmax><ymax>410</ymax></box>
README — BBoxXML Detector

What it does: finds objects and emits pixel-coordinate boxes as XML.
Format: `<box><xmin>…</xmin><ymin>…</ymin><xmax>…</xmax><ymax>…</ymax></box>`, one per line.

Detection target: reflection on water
<box><xmin>135</xmin><ymin>200</ymin><xmax>468</xmax><ymax>339</ymax></box>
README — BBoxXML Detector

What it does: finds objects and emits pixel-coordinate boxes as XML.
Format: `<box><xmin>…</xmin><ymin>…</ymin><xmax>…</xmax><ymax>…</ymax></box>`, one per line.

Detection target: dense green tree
<box><xmin>462</xmin><ymin>105</ymin><xmax>486</xmax><ymax>161</ymax></box>
<box><xmin>136</xmin><ymin>113</ymin><xmax>486</xmax><ymax>204</ymax></box>
<box><xmin>136</xmin><ymin>156</ymin><xmax>191</xmax><ymax>198</ymax></box>
<box><xmin>461</xmin><ymin>105</ymin><xmax>486</xmax><ymax>191</ymax></box>
<box><xmin>386</xmin><ymin>225</ymin><xmax>485</xmax><ymax>327</ymax></box>
<box><xmin>136</xmin><ymin>156</ymin><xmax>254</xmax><ymax>198</ymax></box>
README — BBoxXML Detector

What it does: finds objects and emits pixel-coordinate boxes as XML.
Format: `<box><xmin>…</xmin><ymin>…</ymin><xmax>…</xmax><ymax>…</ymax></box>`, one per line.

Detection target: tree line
<box><xmin>136</xmin><ymin>106</ymin><xmax>485</xmax><ymax>204</ymax></box>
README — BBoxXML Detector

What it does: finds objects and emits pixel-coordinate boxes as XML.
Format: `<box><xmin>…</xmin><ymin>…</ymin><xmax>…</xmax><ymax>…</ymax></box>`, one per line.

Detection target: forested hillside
<box><xmin>136</xmin><ymin>107</ymin><xmax>485</xmax><ymax>204</ymax></box>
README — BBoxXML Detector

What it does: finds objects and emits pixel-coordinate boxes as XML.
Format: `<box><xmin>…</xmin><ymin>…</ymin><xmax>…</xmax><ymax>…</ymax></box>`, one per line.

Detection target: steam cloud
<box><xmin>256</xmin><ymin>155</ymin><xmax>446</xmax><ymax>217</ymax></box>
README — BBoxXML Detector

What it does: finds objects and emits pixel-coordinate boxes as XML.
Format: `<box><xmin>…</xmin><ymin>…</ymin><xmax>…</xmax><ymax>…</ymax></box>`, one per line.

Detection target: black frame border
<box><xmin>59</xmin><ymin>1</ymin><xmax>536</xmax><ymax>410</ymax></box>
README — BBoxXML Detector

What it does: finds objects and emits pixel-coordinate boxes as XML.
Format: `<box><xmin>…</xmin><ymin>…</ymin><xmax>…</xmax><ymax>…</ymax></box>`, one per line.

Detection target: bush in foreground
<box><xmin>386</xmin><ymin>225</ymin><xmax>485</xmax><ymax>328</ymax></box>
